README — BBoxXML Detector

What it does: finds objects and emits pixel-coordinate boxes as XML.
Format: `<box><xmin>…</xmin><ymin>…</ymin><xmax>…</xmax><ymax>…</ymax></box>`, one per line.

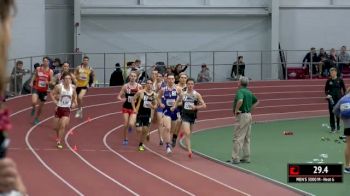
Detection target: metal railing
<box><xmin>6</xmin><ymin>49</ymin><xmax>349</xmax><ymax>96</ymax></box>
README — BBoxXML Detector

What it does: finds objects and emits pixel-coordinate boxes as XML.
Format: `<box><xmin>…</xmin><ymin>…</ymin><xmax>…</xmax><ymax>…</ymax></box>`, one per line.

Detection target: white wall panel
<box><xmin>280</xmin><ymin>0</ymin><xmax>331</xmax><ymax>6</ymax></box>
<box><xmin>81</xmin><ymin>0</ymin><xmax>139</xmax><ymax>7</ymax></box>
<box><xmin>45</xmin><ymin>0</ymin><xmax>74</xmax><ymax>54</ymax></box>
<box><xmin>9</xmin><ymin>0</ymin><xmax>45</xmax><ymax>59</ymax></box>
<box><xmin>280</xmin><ymin>9</ymin><xmax>350</xmax><ymax>67</ymax></box>
<box><xmin>78</xmin><ymin>15</ymin><xmax>269</xmax><ymax>81</ymax></box>
<box><xmin>209</xmin><ymin>0</ymin><xmax>270</xmax><ymax>6</ymax></box>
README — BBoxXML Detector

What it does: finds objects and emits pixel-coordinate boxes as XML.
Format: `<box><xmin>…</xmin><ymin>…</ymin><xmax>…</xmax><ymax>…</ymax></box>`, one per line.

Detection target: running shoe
<box><xmin>138</xmin><ymin>145</ymin><xmax>145</xmax><ymax>152</ymax></box>
<box><xmin>75</xmin><ymin>109</ymin><xmax>80</xmax><ymax>118</ymax></box>
<box><xmin>166</xmin><ymin>146</ymin><xmax>172</xmax><ymax>154</ymax></box>
<box><xmin>344</xmin><ymin>167</ymin><xmax>350</xmax><ymax>174</ymax></box>
<box><xmin>33</xmin><ymin>118</ymin><xmax>39</xmax><ymax>125</ymax></box>
<box><xmin>159</xmin><ymin>140</ymin><xmax>164</xmax><ymax>146</ymax></box>
<box><xmin>188</xmin><ymin>152</ymin><xmax>192</xmax><ymax>158</ymax></box>
<box><xmin>57</xmin><ymin>142</ymin><xmax>63</xmax><ymax>149</ymax></box>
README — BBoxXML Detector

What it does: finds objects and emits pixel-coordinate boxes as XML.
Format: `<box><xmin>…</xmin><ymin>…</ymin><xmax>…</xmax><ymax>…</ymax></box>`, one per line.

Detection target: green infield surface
<box><xmin>191</xmin><ymin>117</ymin><xmax>350</xmax><ymax>196</ymax></box>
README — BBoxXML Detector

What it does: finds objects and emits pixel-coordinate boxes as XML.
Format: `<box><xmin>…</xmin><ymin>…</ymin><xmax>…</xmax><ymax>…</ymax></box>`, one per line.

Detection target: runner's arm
<box><xmin>194</xmin><ymin>93</ymin><xmax>206</xmax><ymax>110</ymax></box>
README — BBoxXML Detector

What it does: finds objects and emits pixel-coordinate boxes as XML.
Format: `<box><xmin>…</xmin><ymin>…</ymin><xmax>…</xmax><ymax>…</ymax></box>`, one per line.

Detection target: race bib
<box><xmin>128</xmin><ymin>96</ymin><xmax>134</xmax><ymax>103</ymax></box>
<box><xmin>184</xmin><ymin>102</ymin><xmax>194</xmax><ymax>110</ymax></box>
<box><xmin>166</xmin><ymin>99</ymin><xmax>175</xmax><ymax>106</ymax></box>
<box><xmin>61</xmin><ymin>96</ymin><xmax>71</xmax><ymax>106</ymax></box>
<box><xmin>38</xmin><ymin>80</ymin><xmax>46</xmax><ymax>87</ymax></box>
<box><xmin>80</xmin><ymin>73</ymin><xmax>87</xmax><ymax>81</ymax></box>
<box><xmin>143</xmin><ymin>100</ymin><xmax>151</xmax><ymax>108</ymax></box>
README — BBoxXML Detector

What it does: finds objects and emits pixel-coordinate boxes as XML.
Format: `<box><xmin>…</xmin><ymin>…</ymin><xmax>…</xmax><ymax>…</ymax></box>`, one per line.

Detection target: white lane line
<box><xmin>9</xmin><ymin>93</ymin><xmax>117</xmax><ymax>117</ymax></box>
<box><xmin>143</xmin><ymin>144</ymin><xmax>250</xmax><ymax>196</ymax></box>
<box><xmin>103</xmin><ymin>126</ymin><xmax>196</xmax><ymax>196</ymax></box>
<box><xmin>65</xmin><ymin>112</ymin><xmax>139</xmax><ymax>196</ymax></box>
<box><xmin>25</xmin><ymin>117</ymin><xmax>84</xmax><ymax>196</ymax></box>
<box><xmin>147</xmin><ymin>113</ymin><xmax>328</xmax><ymax>196</ymax></box>
<box><xmin>185</xmin><ymin>116</ymin><xmax>318</xmax><ymax>196</ymax></box>
<box><xmin>24</xmin><ymin>101</ymin><xmax>118</xmax><ymax>195</ymax></box>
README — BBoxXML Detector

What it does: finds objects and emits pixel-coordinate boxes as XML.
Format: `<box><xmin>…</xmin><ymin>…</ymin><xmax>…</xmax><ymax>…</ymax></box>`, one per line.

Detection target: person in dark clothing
<box><xmin>303</xmin><ymin>47</ymin><xmax>319</xmax><ymax>75</ymax></box>
<box><xmin>110</xmin><ymin>63</ymin><xmax>124</xmax><ymax>86</ymax></box>
<box><xmin>231</xmin><ymin>56</ymin><xmax>245</xmax><ymax>79</ymax></box>
<box><xmin>172</xmin><ymin>64</ymin><xmax>188</xmax><ymax>84</ymax></box>
<box><xmin>325</xmin><ymin>67</ymin><xmax>346</xmax><ymax>132</ymax></box>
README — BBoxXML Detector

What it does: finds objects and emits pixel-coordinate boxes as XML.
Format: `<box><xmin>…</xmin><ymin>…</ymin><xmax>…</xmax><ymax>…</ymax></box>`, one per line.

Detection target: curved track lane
<box><xmin>7</xmin><ymin>80</ymin><xmax>344</xmax><ymax>195</ymax></box>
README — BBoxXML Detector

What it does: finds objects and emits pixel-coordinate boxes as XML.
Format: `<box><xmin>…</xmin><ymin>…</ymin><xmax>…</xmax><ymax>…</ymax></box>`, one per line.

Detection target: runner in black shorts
<box><xmin>132</xmin><ymin>79</ymin><xmax>157</xmax><ymax>151</ymax></box>
<box><xmin>171</xmin><ymin>78</ymin><xmax>206</xmax><ymax>158</ymax></box>
<box><xmin>171</xmin><ymin>72</ymin><xmax>187</xmax><ymax>148</ymax></box>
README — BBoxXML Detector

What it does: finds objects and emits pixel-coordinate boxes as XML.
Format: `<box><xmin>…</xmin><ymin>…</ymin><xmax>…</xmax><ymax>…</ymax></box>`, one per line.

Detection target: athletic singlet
<box><xmin>122</xmin><ymin>83</ymin><xmax>139</xmax><ymax>109</ymax></box>
<box><xmin>182</xmin><ymin>90</ymin><xmax>199</xmax><ymax>115</ymax></box>
<box><xmin>57</xmin><ymin>84</ymin><xmax>74</xmax><ymax>108</ymax></box>
<box><xmin>177</xmin><ymin>85</ymin><xmax>187</xmax><ymax>111</ymax></box>
<box><xmin>34</xmin><ymin>67</ymin><xmax>52</xmax><ymax>92</ymax></box>
<box><xmin>76</xmin><ymin>65</ymin><xmax>92</xmax><ymax>87</ymax></box>
<box><xmin>162</xmin><ymin>85</ymin><xmax>178</xmax><ymax>108</ymax></box>
<box><xmin>138</xmin><ymin>91</ymin><xmax>155</xmax><ymax>116</ymax></box>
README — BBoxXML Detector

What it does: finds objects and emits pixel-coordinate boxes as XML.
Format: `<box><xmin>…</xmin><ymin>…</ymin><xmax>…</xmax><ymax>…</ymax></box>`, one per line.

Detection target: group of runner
<box><xmin>30</xmin><ymin>56</ymin><xmax>94</xmax><ymax>148</ymax></box>
<box><xmin>118</xmin><ymin>69</ymin><xmax>206</xmax><ymax>157</ymax></box>
<box><xmin>30</xmin><ymin>57</ymin><xmax>206</xmax><ymax>157</ymax></box>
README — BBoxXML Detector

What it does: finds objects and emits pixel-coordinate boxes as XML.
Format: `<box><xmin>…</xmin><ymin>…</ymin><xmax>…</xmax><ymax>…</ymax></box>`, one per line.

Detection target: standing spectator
<box><xmin>172</xmin><ymin>64</ymin><xmax>188</xmax><ymax>84</ymax></box>
<box><xmin>197</xmin><ymin>64</ymin><xmax>211</xmax><ymax>82</ymax></box>
<box><xmin>338</xmin><ymin>46</ymin><xmax>350</xmax><ymax>76</ymax></box>
<box><xmin>231</xmin><ymin>56</ymin><xmax>245</xmax><ymax>79</ymax></box>
<box><xmin>302</xmin><ymin>47</ymin><xmax>318</xmax><ymax>75</ymax></box>
<box><xmin>325</xmin><ymin>67</ymin><xmax>346</xmax><ymax>133</ymax></box>
<box><xmin>231</xmin><ymin>77</ymin><xmax>259</xmax><ymax>164</ymax></box>
<box><xmin>109</xmin><ymin>63</ymin><xmax>124</xmax><ymax>86</ymax></box>
<box><xmin>10</xmin><ymin>61</ymin><xmax>29</xmax><ymax>95</ymax></box>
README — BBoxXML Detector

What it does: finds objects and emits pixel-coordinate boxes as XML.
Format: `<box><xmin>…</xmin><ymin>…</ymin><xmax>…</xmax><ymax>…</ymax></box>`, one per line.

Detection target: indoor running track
<box><xmin>6</xmin><ymin>79</ymin><xmax>335</xmax><ymax>196</ymax></box>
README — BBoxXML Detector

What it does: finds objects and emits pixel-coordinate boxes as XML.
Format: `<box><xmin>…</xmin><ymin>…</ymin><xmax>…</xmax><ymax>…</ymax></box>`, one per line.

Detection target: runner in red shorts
<box><xmin>50</xmin><ymin>72</ymin><xmax>77</xmax><ymax>149</ymax></box>
<box><xmin>117</xmin><ymin>71</ymin><xmax>142</xmax><ymax>145</ymax></box>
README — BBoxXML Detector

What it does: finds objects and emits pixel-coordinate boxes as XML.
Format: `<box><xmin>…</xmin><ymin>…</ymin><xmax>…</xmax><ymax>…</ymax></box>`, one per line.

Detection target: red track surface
<box><xmin>7</xmin><ymin>79</ymin><xmax>347</xmax><ymax>196</ymax></box>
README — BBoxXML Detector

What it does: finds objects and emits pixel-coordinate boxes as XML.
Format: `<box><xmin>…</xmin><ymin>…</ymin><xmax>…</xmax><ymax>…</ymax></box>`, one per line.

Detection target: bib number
<box><xmin>184</xmin><ymin>102</ymin><xmax>194</xmax><ymax>110</ymax></box>
<box><xmin>128</xmin><ymin>96</ymin><xmax>134</xmax><ymax>103</ymax></box>
<box><xmin>166</xmin><ymin>99</ymin><xmax>175</xmax><ymax>107</ymax></box>
<box><xmin>38</xmin><ymin>80</ymin><xmax>46</xmax><ymax>87</ymax></box>
<box><xmin>80</xmin><ymin>73</ymin><xmax>87</xmax><ymax>81</ymax></box>
<box><xmin>61</xmin><ymin>96</ymin><xmax>71</xmax><ymax>106</ymax></box>
<box><xmin>143</xmin><ymin>100</ymin><xmax>151</xmax><ymax>108</ymax></box>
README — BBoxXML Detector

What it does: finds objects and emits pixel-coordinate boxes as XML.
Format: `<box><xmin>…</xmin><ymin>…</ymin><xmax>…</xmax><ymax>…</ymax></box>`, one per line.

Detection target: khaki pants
<box><xmin>232</xmin><ymin>113</ymin><xmax>252</xmax><ymax>162</ymax></box>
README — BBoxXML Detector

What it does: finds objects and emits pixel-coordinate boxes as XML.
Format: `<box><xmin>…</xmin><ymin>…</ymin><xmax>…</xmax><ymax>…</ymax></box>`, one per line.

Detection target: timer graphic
<box><xmin>288</xmin><ymin>164</ymin><xmax>343</xmax><ymax>183</ymax></box>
